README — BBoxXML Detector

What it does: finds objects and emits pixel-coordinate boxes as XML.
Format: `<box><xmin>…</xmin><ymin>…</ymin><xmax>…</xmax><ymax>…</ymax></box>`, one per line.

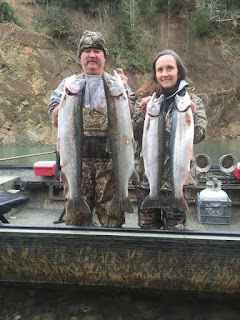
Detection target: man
<box><xmin>48</xmin><ymin>30</ymin><xmax>135</xmax><ymax>227</ymax></box>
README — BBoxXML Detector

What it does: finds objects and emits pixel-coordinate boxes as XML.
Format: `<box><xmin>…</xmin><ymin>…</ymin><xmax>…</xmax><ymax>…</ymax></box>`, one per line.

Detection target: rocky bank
<box><xmin>0</xmin><ymin>22</ymin><xmax>80</xmax><ymax>146</ymax></box>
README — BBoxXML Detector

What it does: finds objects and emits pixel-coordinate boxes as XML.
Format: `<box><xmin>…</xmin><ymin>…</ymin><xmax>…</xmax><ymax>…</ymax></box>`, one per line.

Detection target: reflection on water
<box><xmin>1</xmin><ymin>284</ymin><xmax>240</xmax><ymax>320</ymax></box>
<box><xmin>0</xmin><ymin>139</ymin><xmax>240</xmax><ymax>166</ymax></box>
<box><xmin>194</xmin><ymin>139</ymin><xmax>240</xmax><ymax>165</ymax></box>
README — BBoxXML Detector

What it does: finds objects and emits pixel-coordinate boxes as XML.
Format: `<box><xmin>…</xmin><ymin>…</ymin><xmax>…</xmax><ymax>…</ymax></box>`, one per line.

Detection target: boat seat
<box><xmin>0</xmin><ymin>190</ymin><xmax>29</xmax><ymax>223</ymax></box>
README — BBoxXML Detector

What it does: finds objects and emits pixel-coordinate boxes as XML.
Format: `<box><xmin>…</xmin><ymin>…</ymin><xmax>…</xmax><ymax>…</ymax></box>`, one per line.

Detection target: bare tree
<box><xmin>120</xmin><ymin>0</ymin><xmax>140</xmax><ymax>31</ymax></box>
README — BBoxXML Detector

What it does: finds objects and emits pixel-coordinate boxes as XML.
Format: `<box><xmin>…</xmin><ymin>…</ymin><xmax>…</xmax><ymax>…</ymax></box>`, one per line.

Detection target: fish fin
<box><xmin>178</xmin><ymin>197</ymin><xmax>189</xmax><ymax>212</ymax></box>
<box><xmin>142</xmin><ymin>173</ymin><xmax>149</xmax><ymax>185</ymax></box>
<box><xmin>184</xmin><ymin>172</ymin><xmax>196</xmax><ymax>186</ymax></box>
<box><xmin>59</xmin><ymin>170</ymin><xmax>67</xmax><ymax>182</ymax></box>
<box><xmin>68</xmin><ymin>198</ymin><xmax>91</xmax><ymax>214</ymax></box>
<box><xmin>133</xmin><ymin>139</ymin><xmax>138</xmax><ymax>151</ymax></box>
<box><xmin>56</xmin><ymin>137</ymin><xmax>60</xmax><ymax>152</ymax></box>
<box><xmin>108</xmin><ymin>194</ymin><xmax>134</xmax><ymax>214</ymax></box>
<box><xmin>130</xmin><ymin>169</ymin><xmax>139</xmax><ymax>182</ymax></box>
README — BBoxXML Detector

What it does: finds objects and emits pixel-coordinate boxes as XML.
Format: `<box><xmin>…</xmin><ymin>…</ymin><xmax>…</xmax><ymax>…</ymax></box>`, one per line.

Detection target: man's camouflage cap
<box><xmin>77</xmin><ymin>30</ymin><xmax>107</xmax><ymax>57</ymax></box>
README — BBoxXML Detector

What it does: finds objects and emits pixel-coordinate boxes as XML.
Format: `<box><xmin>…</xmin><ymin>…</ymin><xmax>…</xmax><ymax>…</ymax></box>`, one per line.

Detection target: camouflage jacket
<box><xmin>49</xmin><ymin>71</ymin><xmax>135</xmax><ymax>157</ymax></box>
<box><xmin>48</xmin><ymin>72</ymin><xmax>135</xmax><ymax>121</ymax></box>
<box><xmin>132</xmin><ymin>82</ymin><xmax>208</xmax><ymax>190</ymax></box>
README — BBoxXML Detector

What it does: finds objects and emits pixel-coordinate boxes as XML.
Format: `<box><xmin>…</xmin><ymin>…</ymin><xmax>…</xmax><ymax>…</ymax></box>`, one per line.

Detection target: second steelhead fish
<box><xmin>170</xmin><ymin>92</ymin><xmax>195</xmax><ymax>211</ymax></box>
<box><xmin>103</xmin><ymin>71</ymin><xmax>138</xmax><ymax>214</ymax></box>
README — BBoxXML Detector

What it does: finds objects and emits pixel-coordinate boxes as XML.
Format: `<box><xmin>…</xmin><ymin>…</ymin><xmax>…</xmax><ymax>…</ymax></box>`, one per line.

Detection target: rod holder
<box><xmin>194</xmin><ymin>154</ymin><xmax>211</xmax><ymax>173</ymax></box>
<box><xmin>219</xmin><ymin>154</ymin><xmax>238</xmax><ymax>173</ymax></box>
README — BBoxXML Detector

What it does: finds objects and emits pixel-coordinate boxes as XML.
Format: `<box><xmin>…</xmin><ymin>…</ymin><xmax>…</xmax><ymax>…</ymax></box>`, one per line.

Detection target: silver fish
<box><xmin>141</xmin><ymin>93</ymin><xmax>166</xmax><ymax>209</ymax></box>
<box><xmin>170</xmin><ymin>92</ymin><xmax>195</xmax><ymax>211</ymax></box>
<box><xmin>57</xmin><ymin>80</ymin><xmax>91</xmax><ymax>217</ymax></box>
<box><xmin>103</xmin><ymin>70</ymin><xmax>138</xmax><ymax>214</ymax></box>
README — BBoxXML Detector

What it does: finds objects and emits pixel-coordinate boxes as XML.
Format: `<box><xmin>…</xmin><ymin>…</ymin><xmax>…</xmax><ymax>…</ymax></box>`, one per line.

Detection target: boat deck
<box><xmin>0</xmin><ymin>165</ymin><xmax>240</xmax><ymax>232</ymax></box>
<box><xmin>1</xmin><ymin>166</ymin><xmax>240</xmax><ymax>293</ymax></box>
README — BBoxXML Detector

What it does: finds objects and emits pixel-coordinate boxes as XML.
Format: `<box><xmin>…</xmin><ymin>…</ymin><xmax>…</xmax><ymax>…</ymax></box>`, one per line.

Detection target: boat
<box><xmin>0</xmin><ymin>155</ymin><xmax>240</xmax><ymax>294</ymax></box>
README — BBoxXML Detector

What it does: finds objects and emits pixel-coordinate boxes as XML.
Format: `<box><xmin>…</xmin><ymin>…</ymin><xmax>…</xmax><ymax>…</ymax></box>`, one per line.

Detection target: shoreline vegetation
<box><xmin>0</xmin><ymin>0</ymin><xmax>240</xmax><ymax>146</ymax></box>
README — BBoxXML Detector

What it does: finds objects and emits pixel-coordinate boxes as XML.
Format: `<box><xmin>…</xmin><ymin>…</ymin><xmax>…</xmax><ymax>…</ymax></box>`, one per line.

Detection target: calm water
<box><xmin>0</xmin><ymin>139</ymin><xmax>240</xmax><ymax>165</ymax></box>
<box><xmin>0</xmin><ymin>145</ymin><xmax>56</xmax><ymax>165</ymax></box>
<box><xmin>194</xmin><ymin>139</ymin><xmax>240</xmax><ymax>166</ymax></box>
<box><xmin>1</xmin><ymin>284</ymin><xmax>240</xmax><ymax>320</ymax></box>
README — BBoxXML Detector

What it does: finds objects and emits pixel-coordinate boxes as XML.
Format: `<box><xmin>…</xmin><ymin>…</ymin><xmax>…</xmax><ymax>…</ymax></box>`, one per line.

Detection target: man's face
<box><xmin>80</xmin><ymin>48</ymin><xmax>105</xmax><ymax>75</ymax></box>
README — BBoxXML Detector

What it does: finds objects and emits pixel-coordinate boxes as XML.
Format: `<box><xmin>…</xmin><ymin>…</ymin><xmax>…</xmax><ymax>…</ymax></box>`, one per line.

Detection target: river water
<box><xmin>1</xmin><ymin>284</ymin><xmax>240</xmax><ymax>320</ymax></box>
<box><xmin>0</xmin><ymin>139</ymin><xmax>240</xmax><ymax>165</ymax></box>
<box><xmin>1</xmin><ymin>139</ymin><xmax>240</xmax><ymax>319</ymax></box>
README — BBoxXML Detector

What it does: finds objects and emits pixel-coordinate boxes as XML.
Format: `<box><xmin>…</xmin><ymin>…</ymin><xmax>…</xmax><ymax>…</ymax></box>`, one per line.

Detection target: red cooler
<box><xmin>233</xmin><ymin>163</ymin><xmax>240</xmax><ymax>179</ymax></box>
<box><xmin>33</xmin><ymin>161</ymin><xmax>56</xmax><ymax>176</ymax></box>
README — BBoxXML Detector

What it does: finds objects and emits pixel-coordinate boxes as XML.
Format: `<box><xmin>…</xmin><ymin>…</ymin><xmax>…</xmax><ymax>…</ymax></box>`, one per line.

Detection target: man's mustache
<box><xmin>87</xmin><ymin>58</ymin><xmax>98</xmax><ymax>63</ymax></box>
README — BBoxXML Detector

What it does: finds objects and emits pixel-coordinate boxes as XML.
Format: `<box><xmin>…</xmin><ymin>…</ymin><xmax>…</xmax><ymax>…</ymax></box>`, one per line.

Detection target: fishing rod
<box><xmin>0</xmin><ymin>151</ymin><xmax>55</xmax><ymax>162</ymax></box>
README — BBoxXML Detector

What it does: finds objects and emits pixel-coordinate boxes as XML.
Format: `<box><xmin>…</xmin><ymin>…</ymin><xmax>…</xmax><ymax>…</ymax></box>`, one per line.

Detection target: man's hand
<box><xmin>51</xmin><ymin>105</ymin><xmax>59</xmax><ymax>127</ymax></box>
<box><xmin>116</xmin><ymin>68</ymin><xmax>128</xmax><ymax>87</ymax></box>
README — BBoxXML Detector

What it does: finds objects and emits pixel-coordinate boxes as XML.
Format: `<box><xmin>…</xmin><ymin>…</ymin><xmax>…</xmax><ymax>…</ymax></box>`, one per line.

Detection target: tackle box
<box><xmin>196</xmin><ymin>193</ymin><xmax>232</xmax><ymax>225</ymax></box>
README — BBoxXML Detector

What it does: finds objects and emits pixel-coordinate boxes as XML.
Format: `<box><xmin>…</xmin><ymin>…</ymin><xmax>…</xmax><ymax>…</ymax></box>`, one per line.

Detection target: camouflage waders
<box><xmin>133</xmin><ymin>182</ymin><xmax>186</xmax><ymax>230</ymax></box>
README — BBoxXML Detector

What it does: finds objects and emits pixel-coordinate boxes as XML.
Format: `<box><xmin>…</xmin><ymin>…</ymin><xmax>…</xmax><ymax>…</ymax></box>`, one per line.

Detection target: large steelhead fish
<box><xmin>170</xmin><ymin>92</ymin><xmax>195</xmax><ymax>211</ymax></box>
<box><xmin>57</xmin><ymin>79</ymin><xmax>91</xmax><ymax>216</ymax></box>
<box><xmin>103</xmin><ymin>71</ymin><xmax>138</xmax><ymax>214</ymax></box>
<box><xmin>141</xmin><ymin>93</ymin><xmax>166</xmax><ymax>209</ymax></box>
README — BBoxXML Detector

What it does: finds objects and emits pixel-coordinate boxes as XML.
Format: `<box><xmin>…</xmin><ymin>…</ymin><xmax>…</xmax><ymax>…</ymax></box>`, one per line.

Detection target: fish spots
<box><xmin>124</xmin><ymin>135</ymin><xmax>131</xmax><ymax>145</ymax></box>
<box><xmin>185</xmin><ymin>111</ymin><xmax>192</xmax><ymax>127</ymax></box>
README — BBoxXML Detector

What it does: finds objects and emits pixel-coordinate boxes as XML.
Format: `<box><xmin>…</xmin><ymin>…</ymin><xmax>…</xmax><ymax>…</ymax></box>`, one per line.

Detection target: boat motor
<box><xmin>219</xmin><ymin>154</ymin><xmax>238</xmax><ymax>173</ymax></box>
<box><xmin>194</xmin><ymin>154</ymin><xmax>211</xmax><ymax>173</ymax></box>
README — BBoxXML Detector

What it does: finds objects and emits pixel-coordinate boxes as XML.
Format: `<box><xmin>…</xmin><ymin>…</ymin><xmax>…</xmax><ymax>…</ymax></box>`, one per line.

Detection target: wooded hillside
<box><xmin>0</xmin><ymin>0</ymin><xmax>240</xmax><ymax>145</ymax></box>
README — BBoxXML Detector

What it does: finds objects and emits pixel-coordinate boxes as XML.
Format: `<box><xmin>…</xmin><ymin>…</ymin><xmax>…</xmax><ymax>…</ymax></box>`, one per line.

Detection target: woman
<box><xmin>132</xmin><ymin>49</ymin><xmax>207</xmax><ymax>230</ymax></box>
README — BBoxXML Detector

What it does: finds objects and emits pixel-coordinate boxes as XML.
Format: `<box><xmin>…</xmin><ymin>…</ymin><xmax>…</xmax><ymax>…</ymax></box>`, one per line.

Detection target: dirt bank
<box><xmin>0</xmin><ymin>3</ymin><xmax>240</xmax><ymax>145</ymax></box>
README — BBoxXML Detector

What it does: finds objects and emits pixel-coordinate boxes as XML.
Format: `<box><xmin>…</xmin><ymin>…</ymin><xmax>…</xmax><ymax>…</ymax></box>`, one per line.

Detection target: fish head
<box><xmin>64</xmin><ymin>77</ymin><xmax>86</xmax><ymax>95</ymax></box>
<box><xmin>147</xmin><ymin>92</ymin><xmax>162</xmax><ymax>116</ymax></box>
<box><xmin>175</xmin><ymin>92</ymin><xmax>192</xmax><ymax>112</ymax></box>
<box><xmin>103</xmin><ymin>70</ymin><xmax>125</xmax><ymax>97</ymax></box>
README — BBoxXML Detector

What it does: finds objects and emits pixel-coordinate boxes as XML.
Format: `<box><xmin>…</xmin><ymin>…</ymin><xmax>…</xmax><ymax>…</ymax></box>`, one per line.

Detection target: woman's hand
<box><xmin>140</xmin><ymin>96</ymin><xmax>151</xmax><ymax>113</ymax></box>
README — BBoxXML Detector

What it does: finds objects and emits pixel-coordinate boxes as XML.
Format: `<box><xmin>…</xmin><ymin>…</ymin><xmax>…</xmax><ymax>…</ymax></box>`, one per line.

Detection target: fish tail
<box><xmin>66</xmin><ymin>198</ymin><xmax>91</xmax><ymax>225</ymax></box>
<box><xmin>67</xmin><ymin>198</ymin><xmax>91</xmax><ymax>215</ymax></box>
<box><xmin>79</xmin><ymin>198</ymin><xmax>91</xmax><ymax>214</ymax></box>
<box><xmin>141</xmin><ymin>195</ymin><xmax>162</xmax><ymax>209</ymax></box>
<box><xmin>141</xmin><ymin>194</ymin><xmax>173</xmax><ymax>209</ymax></box>
<box><xmin>108</xmin><ymin>194</ymin><xmax>134</xmax><ymax>214</ymax></box>
<box><xmin>130</xmin><ymin>168</ymin><xmax>140</xmax><ymax>182</ymax></box>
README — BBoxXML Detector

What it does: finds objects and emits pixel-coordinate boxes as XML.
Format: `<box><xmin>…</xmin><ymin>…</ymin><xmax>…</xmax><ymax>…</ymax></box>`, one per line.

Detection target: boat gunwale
<box><xmin>1</xmin><ymin>223</ymin><xmax>240</xmax><ymax>240</ymax></box>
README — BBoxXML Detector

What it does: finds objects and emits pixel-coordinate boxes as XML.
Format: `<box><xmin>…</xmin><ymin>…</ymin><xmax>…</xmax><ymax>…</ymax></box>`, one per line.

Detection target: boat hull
<box><xmin>0</xmin><ymin>225</ymin><xmax>239</xmax><ymax>293</ymax></box>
